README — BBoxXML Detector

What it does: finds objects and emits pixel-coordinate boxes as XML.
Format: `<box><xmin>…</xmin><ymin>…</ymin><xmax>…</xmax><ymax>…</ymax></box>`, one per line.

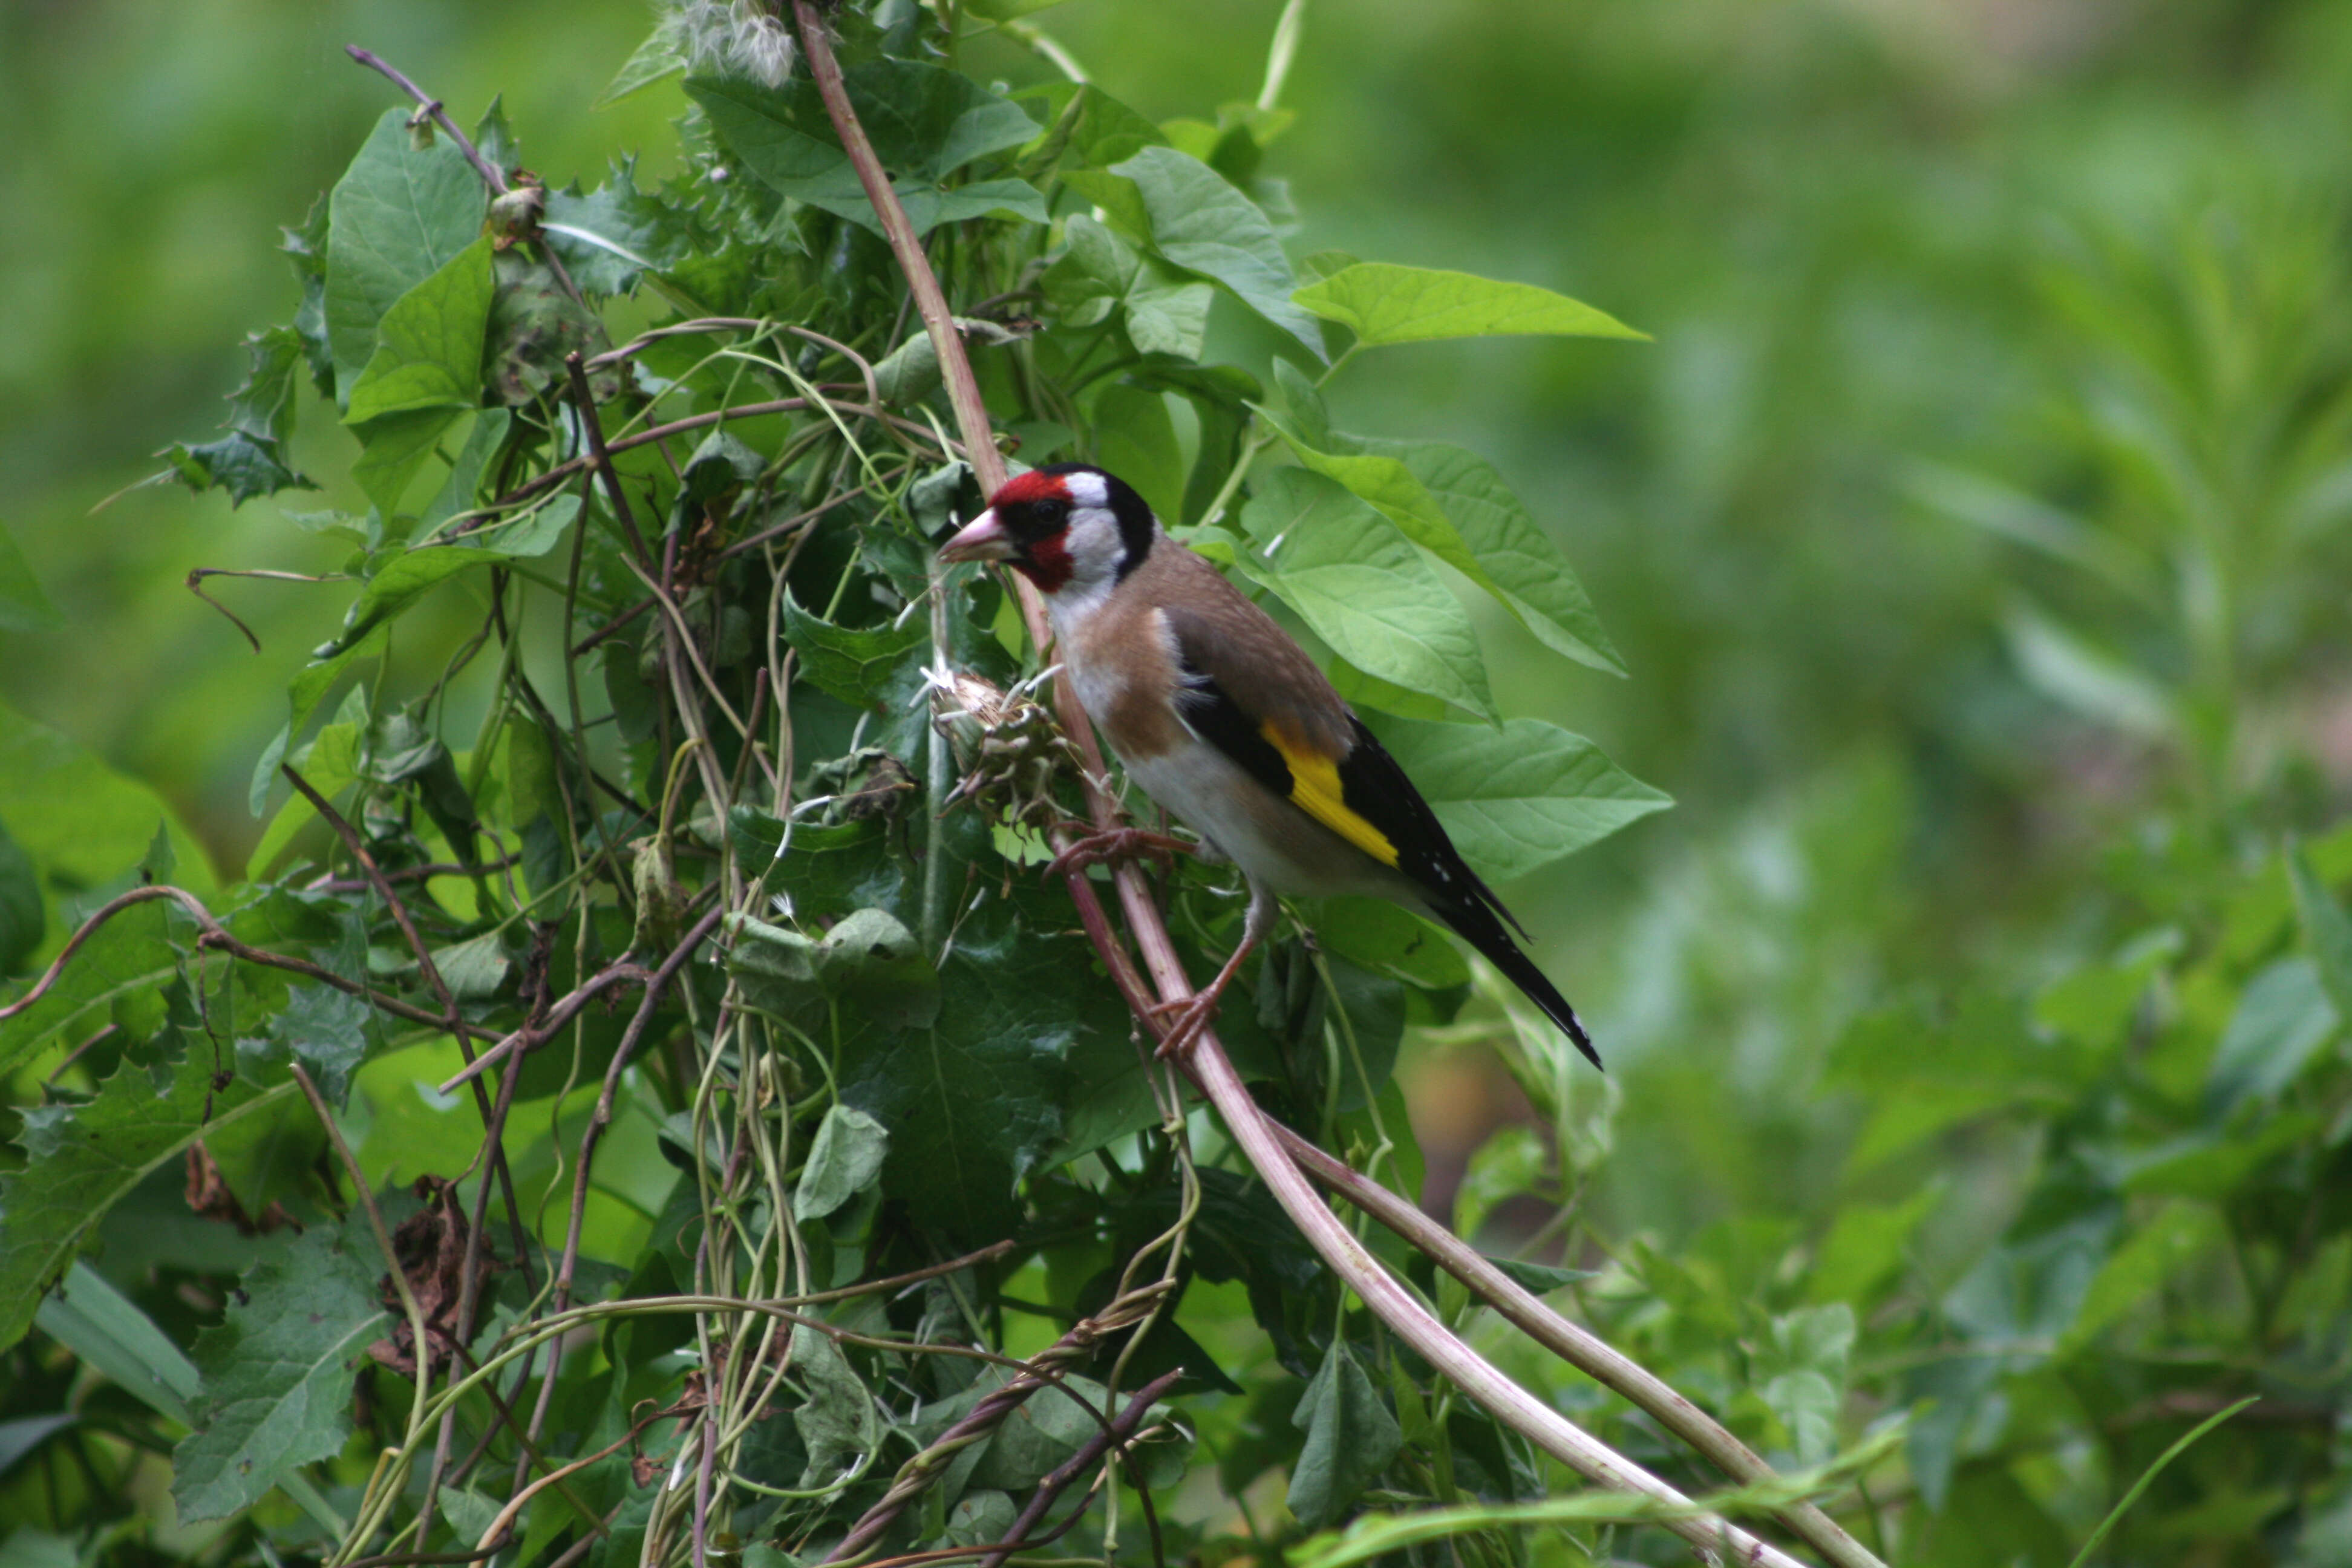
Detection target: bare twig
<box><xmin>345</xmin><ymin>45</ymin><xmax>510</xmax><ymax>195</ymax></box>
<box><xmin>973</xmin><ymin>1368</ymin><xmax>1185</xmax><ymax>1568</ymax></box>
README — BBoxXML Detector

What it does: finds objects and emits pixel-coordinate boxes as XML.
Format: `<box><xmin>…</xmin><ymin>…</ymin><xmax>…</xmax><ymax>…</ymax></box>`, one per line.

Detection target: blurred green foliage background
<box><xmin>7</xmin><ymin>12</ymin><xmax>2352</xmax><ymax>1540</ymax></box>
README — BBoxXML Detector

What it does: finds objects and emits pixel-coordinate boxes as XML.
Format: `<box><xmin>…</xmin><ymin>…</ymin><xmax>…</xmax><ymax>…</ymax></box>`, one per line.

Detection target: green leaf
<box><xmin>0</xmin><ymin>699</ymin><xmax>215</xmax><ymax>912</ymax></box>
<box><xmin>1292</xmin><ymin>262</ymin><xmax>1643</xmax><ymax>348</ymax></box>
<box><xmin>0</xmin><ymin>1049</ymin><xmax>293</xmax><ymax>1350</ymax></box>
<box><xmin>596</xmin><ymin>18</ymin><xmax>686</xmax><ymax>108</ymax></box>
<box><xmin>325</xmin><ymin>540</ymin><xmax>511</xmax><ymax>656</ymax></box>
<box><xmin>843</xmin><ymin>889</ymin><xmax>1132</xmax><ymax>1238</ymax></box>
<box><xmin>1093</xmin><ymin>384</ymin><xmax>1186</xmax><ymax>526</ymax></box>
<box><xmin>260</xmin><ymin>983</ymin><xmax>381</xmax><ymax>1108</ymax></box>
<box><xmin>172</xmin><ymin>1210</ymin><xmax>391</xmax><ymax>1523</ymax></box>
<box><xmin>789</xmin><ymin>1322</ymin><xmax>878</xmax><ymax>1487</ymax></box>
<box><xmin>324</xmin><ymin>108</ymin><xmax>489</xmax><ymax>404</ymax></box>
<box><xmin>417</xmin><ymin>410</ymin><xmax>512</xmax><ymax>538</ymax></box>
<box><xmin>1808</xmin><ymin>1183</ymin><xmax>1939</xmax><ymax>1305</ymax></box>
<box><xmin>1482</xmin><ymin>1256</ymin><xmax>1594</xmax><ymax>1294</ymax></box>
<box><xmin>1287</xmin><ymin>1340</ymin><xmax>1402</xmax><ymax>1529</ymax></box>
<box><xmin>690</xmin><ymin>68</ymin><xmax>1045</xmax><ymax>240</ymax></box>
<box><xmin>34</xmin><ymin>1262</ymin><xmax>201</xmax><ymax>1426</ymax></box>
<box><xmin>345</xmin><ymin>236</ymin><xmax>497</xmax><ymax>425</ymax></box>
<box><xmin>1235</xmin><ymin>468</ymin><xmax>1495</xmax><ymax>720</ymax></box>
<box><xmin>0</xmin><ymin>520</ymin><xmax>58</xmax><ymax>635</ymax></box>
<box><xmin>2289</xmin><ymin>848</ymin><xmax>2352</xmax><ymax>1030</ymax></box>
<box><xmin>969</xmin><ymin>1371</ymin><xmax>1115</xmax><ymax>1489</ymax></box>
<box><xmin>162</xmin><ymin>328</ymin><xmax>318</xmax><ymax>506</ymax></box>
<box><xmin>0</xmin><ymin>818</ymin><xmax>40</xmax><ymax>977</ymax></box>
<box><xmin>1306</xmin><ymin>900</ymin><xmax>1470</xmax><ymax>992</ymax></box>
<box><xmin>1042</xmin><ymin>215</ymin><xmax>1212</xmax><ymax>361</ymax></box>
<box><xmin>1368</xmin><ymin>717</ymin><xmax>1671</xmax><ymax>882</ymax></box>
<box><xmin>1067</xmin><ymin>146</ymin><xmax>1325</xmax><ymax>358</ymax></box>
<box><xmin>793</xmin><ymin>1105</ymin><xmax>890</xmax><ymax>1221</ymax></box>
<box><xmin>1754</xmin><ymin>1304</ymin><xmax>1854</xmax><ymax>1465</ymax></box>
<box><xmin>544</xmin><ymin>159</ymin><xmax>694</xmax><ymax>295</ymax></box>
<box><xmin>2204</xmin><ymin>956</ymin><xmax>2338</xmax><ymax>1116</ymax></box>
<box><xmin>351</xmin><ymin>407</ymin><xmax>464</xmax><ymax>518</ymax></box>
<box><xmin>728</xmin><ymin>909</ymin><xmax>940</xmax><ymax>1033</ymax></box>
<box><xmin>1343</xmin><ymin>437</ymin><xmax>1624</xmax><ymax>676</ymax></box>
<box><xmin>780</xmin><ymin>593</ymin><xmax>928</xmax><ymax>710</ymax></box>
<box><xmin>2062</xmin><ymin>1201</ymin><xmax>2224</xmax><ymax>1353</ymax></box>
<box><xmin>1455</xmin><ymin>1125</ymin><xmax>1546</xmax><ymax>1239</ymax></box>
<box><xmin>2001</xmin><ymin>599</ymin><xmax>2174</xmax><ymax>739</ymax></box>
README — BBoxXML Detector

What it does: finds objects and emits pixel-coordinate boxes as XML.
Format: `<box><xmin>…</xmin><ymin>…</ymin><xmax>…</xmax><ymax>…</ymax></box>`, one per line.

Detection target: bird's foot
<box><xmin>1147</xmin><ymin>988</ymin><xmax>1226</xmax><ymax>1060</ymax></box>
<box><xmin>1045</xmin><ymin>826</ymin><xmax>1191</xmax><ymax>881</ymax></box>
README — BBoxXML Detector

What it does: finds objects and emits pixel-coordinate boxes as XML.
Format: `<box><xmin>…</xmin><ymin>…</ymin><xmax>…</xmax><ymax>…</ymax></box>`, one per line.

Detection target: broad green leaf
<box><xmin>1483</xmin><ymin>1256</ymin><xmax>1594</xmax><ymax>1294</ymax></box>
<box><xmin>1288</xmin><ymin>1341</ymin><xmax>1402</xmax><ymax>1529</ymax></box>
<box><xmin>2001</xmin><ymin>599</ymin><xmax>2174</xmax><ymax>739</ymax></box>
<box><xmin>1042</xmin><ymin>215</ymin><xmax>1210</xmax><ymax>361</ymax></box>
<box><xmin>789</xmin><ymin>1322</ymin><xmax>878</xmax><ymax>1487</ymax></box>
<box><xmin>596</xmin><ymin>18</ymin><xmax>686</xmax><ymax>108</ymax></box>
<box><xmin>1324</xmin><ymin>655</ymin><xmax>1456</xmax><ymax>724</ymax></box>
<box><xmin>1256</xmin><ymin>396</ymin><xmax>1508</xmax><ymax>613</ymax></box>
<box><xmin>172</xmin><ymin>1210</ymin><xmax>390</xmax><ymax>1523</ymax></box>
<box><xmin>2062</xmin><ymin>1201</ymin><xmax>2224</xmax><ymax>1353</ymax></box>
<box><xmin>1236</xmin><ymin>468</ymin><xmax>1495</xmax><ymax>720</ymax></box>
<box><xmin>0</xmin><ymin>520</ymin><xmax>58</xmax><ymax>635</ymax></box>
<box><xmin>417</xmin><ymin>410</ymin><xmax>512</xmax><ymax>538</ymax></box>
<box><xmin>793</xmin><ymin>1105</ymin><xmax>890</xmax><ymax>1220</ymax></box>
<box><xmin>0</xmin><ymin>700</ymin><xmax>215</xmax><ymax>961</ymax></box>
<box><xmin>969</xmin><ymin>1371</ymin><xmax>1115</xmax><ymax>1490</ymax></box>
<box><xmin>35</xmin><ymin>1262</ymin><xmax>201</xmax><ymax>1426</ymax></box>
<box><xmin>163</xmin><ymin>328</ymin><xmax>318</xmax><ymax>506</ymax></box>
<box><xmin>1066</xmin><ymin>146</ymin><xmax>1325</xmax><ymax>358</ymax></box>
<box><xmin>728</xmin><ymin>908</ymin><xmax>939</xmax><ymax>1033</ymax></box>
<box><xmin>1368</xmin><ymin>716</ymin><xmax>1671</xmax><ymax>882</ymax></box>
<box><xmin>1307</xmin><ymin>899</ymin><xmax>1470</xmax><ymax>991</ymax></box>
<box><xmin>1808</xmin><ymin>1183</ymin><xmax>1939</xmax><ymax>1305</ymax></box>
<box><xmin>345</xmin><ymin>237</ymin><xmax>497</xmax><ymax>425</ymax></box>
<box><xmin>1093</xmin><ymin>384</ymin><xmax>1186</xmax><ymax>526</ymax></box>
<box><xmin>1344</xmin><ymin>437</ymin><xmax>1625</xmax><ymax>676</ymax></box>
<box><xmin>0</xmin><ymin>818</ymin><xmax>39</xmax><ymax>977</ymax></box>
<box><xmin>1292</xmin><ymin>262</ymin><xmax>1642</xmax><ymax>348</ymax></box>
<box><xmin>0</xmin><ymin>902</ymin><xmax>175</xmax><ymax>1082</ymax></box>
<box><xmin>257</xmin><ymin>983</ymin><xmax>381</xmax><ymax>1107</ymax></box>
<box><xmin>0</xmin><ymin>1050</ymin><xmax>293</xmax><ymax>1349</ymax></box>
<box><xmin>324</xmin><ymin>108</ymin><xmax>488</xmax><ymax>403</ymax></box>
<box><xmin>351</xmin><ymin>407</ymin><xmax>463</xmax><ymax>518</ymax></box>
<box><xmin>325</xmin><ymin>540</ymin><xmax>511</xmax><ymax>657</ymax></box>
<box><xmin>1455</xmin><ymin>1125</ymin><xmax>1545</xmax><ymax>1239</ymax></box>
<box><xmin>2289</xmin><ymin>849</ymin><xmax>2352</xmax><ymax>1029</ymax></box>
<box><xmin>2204</xmin><ymin>956</ymin><xmax>2338</xmax><ymax>1116</ymax></box>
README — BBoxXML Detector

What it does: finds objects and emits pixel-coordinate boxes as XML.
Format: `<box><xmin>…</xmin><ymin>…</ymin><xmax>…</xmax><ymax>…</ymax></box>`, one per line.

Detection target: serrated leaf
<box><xmin>793</xmin><ymin>1105</ymin><xmax>890</xmax><ymax>1221</ymax></box>
<box><xmin>324</xmin><ymin>108</ymin><xmax>488</xmax><ymax>405</ymax></box>
<box><xmin>1235</xmin><ymin>469</ymin><xmax>1495</xmax><ymax>721</ymax></box>
<box><xmin>172</xmin><ymin>1210</ymin><xmax>390</xmax><ymax>1522</ymax></box>
<box><xmin>1293</xmin><ymin>262</ymin><xmax>1642</xmax><ymax>347</ymax></box>
<box><xmin>545</xmin><ymin>160</ymin><xmax>693</xmax><ymax>294</ymax></box>
<box><xmin>0</xmin><ymin>1050</ymin><xmax>293</xmax><ymax>1350</ymax></box>
<box><xmin>780</xmin><ymin>594</ymin><xmax>927</xmax><ymax>710</ymax></box>
<box><xmin>691</xmin><ymin>68</ymin><xmax>1045</xmax><ymax>240</ymax></box>
<box><xmin>1343</xmin><ymin>437</ymin><xmax>1624</xmax><ymax>676</ymax></box>
<box><xmin>163</xmin><ymin>328</ymin><xmax>318</xmax><ymax>506</ymax></box>
<box><xmin>1287</xmin><ymin>1340</ymin><xmax>1401</xmax><ymax>1529</ymax></box>
<box><xmin>345</xmin><ymin>237</ymin><xmax>496</xmax><ymax>425</ymax></box>
<box><xmin>1367</xmin><ymin>717</ymin><xmax>1670</xmax><ymax>882</ymax></box>
<box><xmin>1065</xmin><ymin>146</ymin><xmax>1325</xmax><ymax>358</ymax></box>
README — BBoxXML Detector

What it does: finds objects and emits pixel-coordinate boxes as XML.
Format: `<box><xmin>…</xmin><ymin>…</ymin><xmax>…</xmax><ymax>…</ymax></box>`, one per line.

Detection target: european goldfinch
<box><xmin>939</xmin><ymin>462</ymin><xmax>1599</xmax><ymax>1069</ymax></box>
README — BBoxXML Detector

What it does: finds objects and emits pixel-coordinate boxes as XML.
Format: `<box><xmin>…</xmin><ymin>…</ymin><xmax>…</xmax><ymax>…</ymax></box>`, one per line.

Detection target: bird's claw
<box><xmin>1045</xmin><ymin>826</ymin><xmax>1191</xmax><ymax>881</ymax></box>
<box><xmin>1148</xmin><ymin>992</ymin><xmax>1223</xmax><ymax>1059</ymax></box>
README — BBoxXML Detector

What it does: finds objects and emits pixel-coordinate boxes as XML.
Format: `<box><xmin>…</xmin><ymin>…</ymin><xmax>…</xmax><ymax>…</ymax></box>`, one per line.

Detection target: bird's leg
<box><xmin>1044</xmin><ymin>823</ymin><xmax>1192</xmax><ymax>881</ymax></box>
<box><xmin>1149</xmin><ymin>881</ymin><xmax>1278</xmax><ymax>1060</ymax></box>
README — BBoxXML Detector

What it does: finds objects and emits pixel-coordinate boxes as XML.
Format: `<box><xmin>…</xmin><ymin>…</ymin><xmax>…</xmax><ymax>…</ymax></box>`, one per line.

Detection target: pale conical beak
<box><xmin>938</xmin><ymin>509</ymin><xmax>1014</xmax><ymax>564</ymax></box>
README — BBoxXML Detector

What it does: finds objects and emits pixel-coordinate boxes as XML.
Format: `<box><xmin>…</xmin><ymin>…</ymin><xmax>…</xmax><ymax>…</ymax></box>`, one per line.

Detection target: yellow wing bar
<box><xmin>1260</xmin><ymin>722</ymin><xmax>1400</xmax><ymax>868</ymax></box>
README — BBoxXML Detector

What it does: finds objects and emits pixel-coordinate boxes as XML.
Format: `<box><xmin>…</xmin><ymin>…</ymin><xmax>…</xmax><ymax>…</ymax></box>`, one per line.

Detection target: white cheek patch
<box><xmin>1063</xmin><ymin>469</ymin><xmax>1110</xmax><ymax>509</ymax></box>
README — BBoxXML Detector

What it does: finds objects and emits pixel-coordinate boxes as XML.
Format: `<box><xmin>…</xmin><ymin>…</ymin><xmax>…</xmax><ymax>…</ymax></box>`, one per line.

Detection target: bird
<box><xmin>938</xmin><ymin>461</ymin><xmax>1599</xmax><ymax>1070</ymax></box>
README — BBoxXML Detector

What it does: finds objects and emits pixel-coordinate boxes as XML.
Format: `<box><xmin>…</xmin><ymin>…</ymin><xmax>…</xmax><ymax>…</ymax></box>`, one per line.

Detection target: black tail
<box><xmin>1428</xmin><ymin>889</ymin><xmax>1602</xmax><ymax>1071</ymax></box>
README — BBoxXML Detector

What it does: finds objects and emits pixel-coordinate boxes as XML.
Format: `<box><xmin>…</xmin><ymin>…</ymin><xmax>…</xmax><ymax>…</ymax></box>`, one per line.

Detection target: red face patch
<box><xmin>984</xmin><ymin>469</ymin><xmax>1079</xmax><ymax>593</ymax></box>
<box><xmin>1021</xmin><ymin>531</ymin><xmax>1074</xmax><ymax>593</ymax></box>
<box><xmin>987</xmin><ymin>470</ymin><xmax>1073</xmax><ymax>510</ymax></box>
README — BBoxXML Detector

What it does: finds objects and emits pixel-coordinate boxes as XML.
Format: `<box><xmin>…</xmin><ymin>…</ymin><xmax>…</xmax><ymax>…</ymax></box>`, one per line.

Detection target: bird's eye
<box><xmin>1035</xmin><ymin>499</ymin><xmax>1068</xmax><ymax>524</ymax></box>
